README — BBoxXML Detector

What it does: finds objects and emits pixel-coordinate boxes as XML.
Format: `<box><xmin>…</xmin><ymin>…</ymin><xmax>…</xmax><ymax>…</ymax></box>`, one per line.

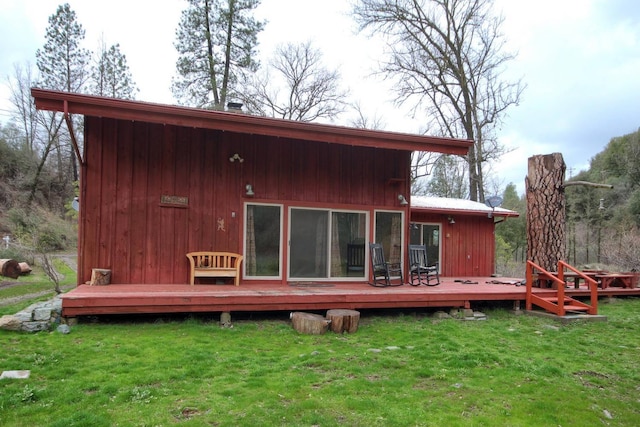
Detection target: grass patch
<box><xmin>1</xmin><ymin>298</ymin><xmax>639</xmax><ymax>425</ymax></box>
<box><xmin>0</xmin><ymin>259</ymin><xmax>76</xmax><ymax>316</ymax></box>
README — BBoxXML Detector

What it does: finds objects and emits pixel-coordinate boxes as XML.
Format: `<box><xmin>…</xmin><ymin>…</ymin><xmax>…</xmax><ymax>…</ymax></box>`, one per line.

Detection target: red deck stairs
<box><xmin>525</xmin><ymin>260</ymin><xmax>598</xmax><ymax>316</ymax></box>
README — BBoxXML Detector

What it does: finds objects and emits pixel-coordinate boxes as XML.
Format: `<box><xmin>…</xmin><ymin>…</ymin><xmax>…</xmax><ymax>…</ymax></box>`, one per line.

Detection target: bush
<box><xmin>0</xmin><ymin>247</ymin><xmax>33</xmax><ymax>265</ymax></box>
<box><xmin>5</xmin><ymin>206</ymin><xmax>76</xmax><ymax>252</ymax></box>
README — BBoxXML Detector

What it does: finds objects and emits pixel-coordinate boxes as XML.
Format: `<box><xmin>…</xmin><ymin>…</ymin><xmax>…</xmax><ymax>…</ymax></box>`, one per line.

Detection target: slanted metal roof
<box><xmin>411</xmin><ymin>196</ymin><xmax>520</xmax><ymax>217</ymax></box>
<box><xmin>31</xmin><ymin>88</ymin><xmax>473</xmax><ymax>155</ymax></box>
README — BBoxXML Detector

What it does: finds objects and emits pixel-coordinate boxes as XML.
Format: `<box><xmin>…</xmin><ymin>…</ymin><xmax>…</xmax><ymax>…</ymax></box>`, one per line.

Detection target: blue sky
<box><xmin>0</xmin><ymin>0</ymin><xmax>638</xmax><ymax>196</ymax></box>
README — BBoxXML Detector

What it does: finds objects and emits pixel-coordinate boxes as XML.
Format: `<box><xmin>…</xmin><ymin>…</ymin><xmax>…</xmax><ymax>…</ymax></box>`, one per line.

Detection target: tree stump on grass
<box><xmin>19</xmin><ymin>262</ymin><xmax>32</xmax><ymax>275</ymax></box>
<box><xmin>326</xmin><ymin>309</ymin><xmax>360</xmax><ymax>334</ymax></box>
<box><xmin>90</xmin><ymin>269</ymin><xmax>111</xmax><ymax>286</ymax></box>
<box><xmin>290</xmin><ymin>312</ymin><xmax>331</xmax><ymax>335</ymax></box>
<box><xmin>0</xmin><ymin>259</ymin><xmax>21</xmax><ymax>279</ymax></box>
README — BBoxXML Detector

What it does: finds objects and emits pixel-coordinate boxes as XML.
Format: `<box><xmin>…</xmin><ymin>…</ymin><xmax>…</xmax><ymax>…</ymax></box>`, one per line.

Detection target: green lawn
<box><xmin>1</xmin><ymin>297</ymin><xmax>639</xmax><ymax>426</ymax></box>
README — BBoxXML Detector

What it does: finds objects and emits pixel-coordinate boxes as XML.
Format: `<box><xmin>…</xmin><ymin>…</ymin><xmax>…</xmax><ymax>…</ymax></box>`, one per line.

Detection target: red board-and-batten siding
<box><xmin>83</xmin><ymin>116</ymin><xmax>411</xmax><ymax>285</ymax></box>
<box><xmin>31</xmin><ymin>89</ymin><xmax>473</xmax><ymax>286</ymax></box>
<box><xmin>410</xmin><ymin>211</ymin><xmax>496</xmax><ymax>277</ymax></box>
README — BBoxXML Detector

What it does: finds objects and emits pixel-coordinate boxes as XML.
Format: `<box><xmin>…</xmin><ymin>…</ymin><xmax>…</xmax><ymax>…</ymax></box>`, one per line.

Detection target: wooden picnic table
<box><xmin>596</xmin><ymin>273</ymin><xmax>637</xmax><ymax>289</ymax></box>
<box><xmin>532</xmin><ymin>270</ymin><xmax>601</xmax><ymax>289</ymax></box>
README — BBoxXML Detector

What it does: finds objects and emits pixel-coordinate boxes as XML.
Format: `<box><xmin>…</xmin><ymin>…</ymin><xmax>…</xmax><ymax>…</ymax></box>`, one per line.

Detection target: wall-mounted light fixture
<box><xmin>229</xmin><ymin>153</ymin><xmax>244</xmax><ymax>163</ymax></box>
<box><xmin>398</xmin><ymin>194</ymin><xmax>408</xmax><ymax>206</ymax></box>
<box><xmin>447</xmin><ymin>216</ymin><xmax>455</xmax><ymax>225</ymax></box>
<box><xmin>245</xmin><ymin>184</ymin><xmax>254</xmax><ymax>197</ymax></box>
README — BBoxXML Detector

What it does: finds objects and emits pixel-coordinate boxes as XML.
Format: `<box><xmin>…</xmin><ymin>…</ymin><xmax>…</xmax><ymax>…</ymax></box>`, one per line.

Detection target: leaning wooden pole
<box><xmin>526</xmin><ymin>153</ymin><xmax>566</xmax><ymax>271</ymax></box>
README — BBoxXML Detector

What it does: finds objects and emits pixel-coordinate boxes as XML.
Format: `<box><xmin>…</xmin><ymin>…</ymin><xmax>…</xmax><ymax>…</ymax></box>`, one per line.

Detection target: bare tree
<box><xmin>7</xmin><ymin>62</ymin><xmax>66</xmax><ymax>207</ymax></box>
<box><xmin>7</xmin><ymin>63</ymin><xmax>38</xmax><ymax>154</ymax></box>
<box><xmin>349</xmin><ymin>101</ymin><xmax>386</xmax><ymax>130</ymax></box>
<box><xmin>601</xmin><ymin>224</ymin><xmax>640</xmax><ymax>271</ymax></box>
<box><xmin>411</xmin><ymin>151</ymin><xmax>440</xmax><ymax>193</ymax></box>
<box><xmin>242</xmin><ymin>41</ymin><xmax>349</xmax><ymax>122</ymax></box>
<box><xmin>353</xmin><ymin>0</ymin><xmax>524</xmax><ymax>201</ymax></box>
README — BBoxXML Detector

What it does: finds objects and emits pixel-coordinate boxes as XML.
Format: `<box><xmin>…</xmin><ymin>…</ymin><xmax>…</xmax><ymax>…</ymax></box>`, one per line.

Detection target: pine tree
<box><xmin>91</xmin><ymin>41</ymin><xmax>138</xmax><ymax>99</ymax></box>
<box><xmin>425</xmin><ymin>155</ymin><xmax>468</xmax><ymax>198</ymax></box>
<box><xmin>32</xmin><ymin>3</ymin><xmax>90</xmax><ymax>201</ymax></box>
<box><xmin>35</xmin><ymin>3</ymin><xmax>91</xmax><ymax>92</ymax></box>
<box><xmin>172</xmin><ymin>0</ymin><xmax>264</xmax><ymax>109</ymax></box>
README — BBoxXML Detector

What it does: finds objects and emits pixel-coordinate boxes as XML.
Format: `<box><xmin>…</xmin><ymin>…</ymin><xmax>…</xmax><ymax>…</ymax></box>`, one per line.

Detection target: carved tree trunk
<box><xmin>526</xmin><ymin>153</ymin><xmax>566</xmax><ymax>271</ymax></box>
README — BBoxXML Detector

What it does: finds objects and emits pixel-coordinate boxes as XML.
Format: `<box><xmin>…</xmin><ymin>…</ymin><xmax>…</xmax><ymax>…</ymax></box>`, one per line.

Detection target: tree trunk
<box><xmin>326</xmin><ymin>309</ymin><xmax>360</xmax><ymax>334</ymax></box>
<box><xmin>0</xmin><ymin>259</ymin><xmax>21</xmax><ymax>279</ymax></box>
<box><xmin>290</xmin><ymin>312</ymin><xmax>331</xmax><ymax>335</ymax></box>
<box><xmin>526</xmin><ymin>153</ymin><xmax>566</xmax><ymax>271</ymax></box>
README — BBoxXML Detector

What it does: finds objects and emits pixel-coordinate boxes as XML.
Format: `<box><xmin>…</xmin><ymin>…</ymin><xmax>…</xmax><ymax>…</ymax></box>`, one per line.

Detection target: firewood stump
<box><xmin>326</xmin><ymin>309</ymin><xmax>360</xmax><ymax>334</ymax></box>
<box><xmin>90</xmin><ymin>268</ymin><xmax>112</xmax><ymax>286</ymax></box>
<box><xmin>290</xmin><ymin>312</ymin><xmax>331</xmax><ymax>335</ymax></box>
<box><xmin>0</xmin><ymin>259</ymin><xmax>21</xmax><ymax>279</ymax></box>
<box><xmin>19</xmin><ymin>262</ymin><xmax>32</xmax><ymax>275</ymax></box>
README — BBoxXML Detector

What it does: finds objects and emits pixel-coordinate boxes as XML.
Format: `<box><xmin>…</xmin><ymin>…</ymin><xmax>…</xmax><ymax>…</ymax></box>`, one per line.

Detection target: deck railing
<box><xmin>526</xmin><ymin>260</ymin><xmax>598</xmax><ymax>316</ymax></box>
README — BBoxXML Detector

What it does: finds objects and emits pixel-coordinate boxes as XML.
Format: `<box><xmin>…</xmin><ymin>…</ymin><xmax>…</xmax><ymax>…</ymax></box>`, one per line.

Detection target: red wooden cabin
<box><xmin>31</xmin><ymin>90</ymin><xmax>640</xmax><ymax>318</ymax></box>
<box><xmin>31</xmin><ymin>89</ymin><xmax>472</xmax><ymax>288</ymax></box>
<box><xmin>409</xmin><ymin>196</ymin><xmax>519</xmax><ymax>277</ymax></box>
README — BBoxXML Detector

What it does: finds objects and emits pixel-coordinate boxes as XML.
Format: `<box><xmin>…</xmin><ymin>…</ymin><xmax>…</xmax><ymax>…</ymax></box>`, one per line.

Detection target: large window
<box><xmin>245</xmin><ymin>204</ymin><xmax>282</xmax><ymax>278</ymax></box>
<box><xmin>289</xmin><ymin>208</ymin><xmax>367</xmax><ymax>279</ymax></box>
<box><xmin>410</xmin><ymin>223</ymin><xmax>441</xmax><ymax>270</ymax></box>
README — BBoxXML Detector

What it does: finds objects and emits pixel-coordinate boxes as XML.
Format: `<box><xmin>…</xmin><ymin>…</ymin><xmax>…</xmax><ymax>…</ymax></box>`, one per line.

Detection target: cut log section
<box><xmin>326</xmin><ymin>309</ymin><xmax>360</xmax><ymax>334</ymax></box>
<box><xmin>19</xmin><ymin>262</ymin><xmax>32</xmax><ymax>275</ymax></box>
<box><xmin>0</xmin><ymin>259</ymin><xmax>21</xmax><ymax>279</ymax></box>
<box><xmin>290</xmin><ymin>312</ymin><xmax>331</xmax><ymax>335</ymax></box>
<box><xmin>90</xmin><ymin>268</ymin><xmax>112</xmax><ymax>286</ymax></box>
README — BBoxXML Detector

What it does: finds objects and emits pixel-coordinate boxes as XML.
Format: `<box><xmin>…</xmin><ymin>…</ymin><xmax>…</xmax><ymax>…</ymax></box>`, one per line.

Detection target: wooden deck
<box><xmin>60</xmin><ymin>277</ymin><xmax>640</xmax><ymax>317</ymax></box>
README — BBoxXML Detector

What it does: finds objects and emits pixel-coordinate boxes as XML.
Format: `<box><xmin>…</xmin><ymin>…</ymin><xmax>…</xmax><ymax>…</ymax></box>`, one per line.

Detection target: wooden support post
<box><xmin>326</xmin><ymin>309</ymin><xmax>360</xmax><ymax>334</ymax></box>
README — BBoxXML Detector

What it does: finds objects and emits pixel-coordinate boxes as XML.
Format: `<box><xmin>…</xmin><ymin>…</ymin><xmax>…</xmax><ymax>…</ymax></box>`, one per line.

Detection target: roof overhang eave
<box><xmin>31</xmin><ymin>88</ymin><xmax>472</xmax><ymax>155</ymax></box>
<box><xmin>411</xmin><ymin>206</ymin><xmax>520</xmax><ymax>218</ymax></box>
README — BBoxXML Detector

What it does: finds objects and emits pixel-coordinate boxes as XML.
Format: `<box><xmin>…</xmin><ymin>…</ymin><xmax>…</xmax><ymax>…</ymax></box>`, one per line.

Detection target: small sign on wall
<box><xmin>160</xmin><ymin>195</ymin><xmax>189</xmax><ymax>208</ymax></box>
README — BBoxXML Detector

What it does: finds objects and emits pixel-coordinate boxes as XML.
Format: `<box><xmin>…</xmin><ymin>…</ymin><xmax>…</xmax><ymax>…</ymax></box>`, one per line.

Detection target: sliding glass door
<box><xmin>289</xmin><ymin>208</ymin><xmax>367</xmax><ymax>280</ymax></box>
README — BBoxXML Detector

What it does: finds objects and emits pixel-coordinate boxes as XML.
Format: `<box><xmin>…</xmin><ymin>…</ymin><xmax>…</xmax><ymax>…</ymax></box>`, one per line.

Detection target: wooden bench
<box><xmin>186</xmin><ymin>252</ymin><xmax>243</xmax><ymax>286</ymax></box>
